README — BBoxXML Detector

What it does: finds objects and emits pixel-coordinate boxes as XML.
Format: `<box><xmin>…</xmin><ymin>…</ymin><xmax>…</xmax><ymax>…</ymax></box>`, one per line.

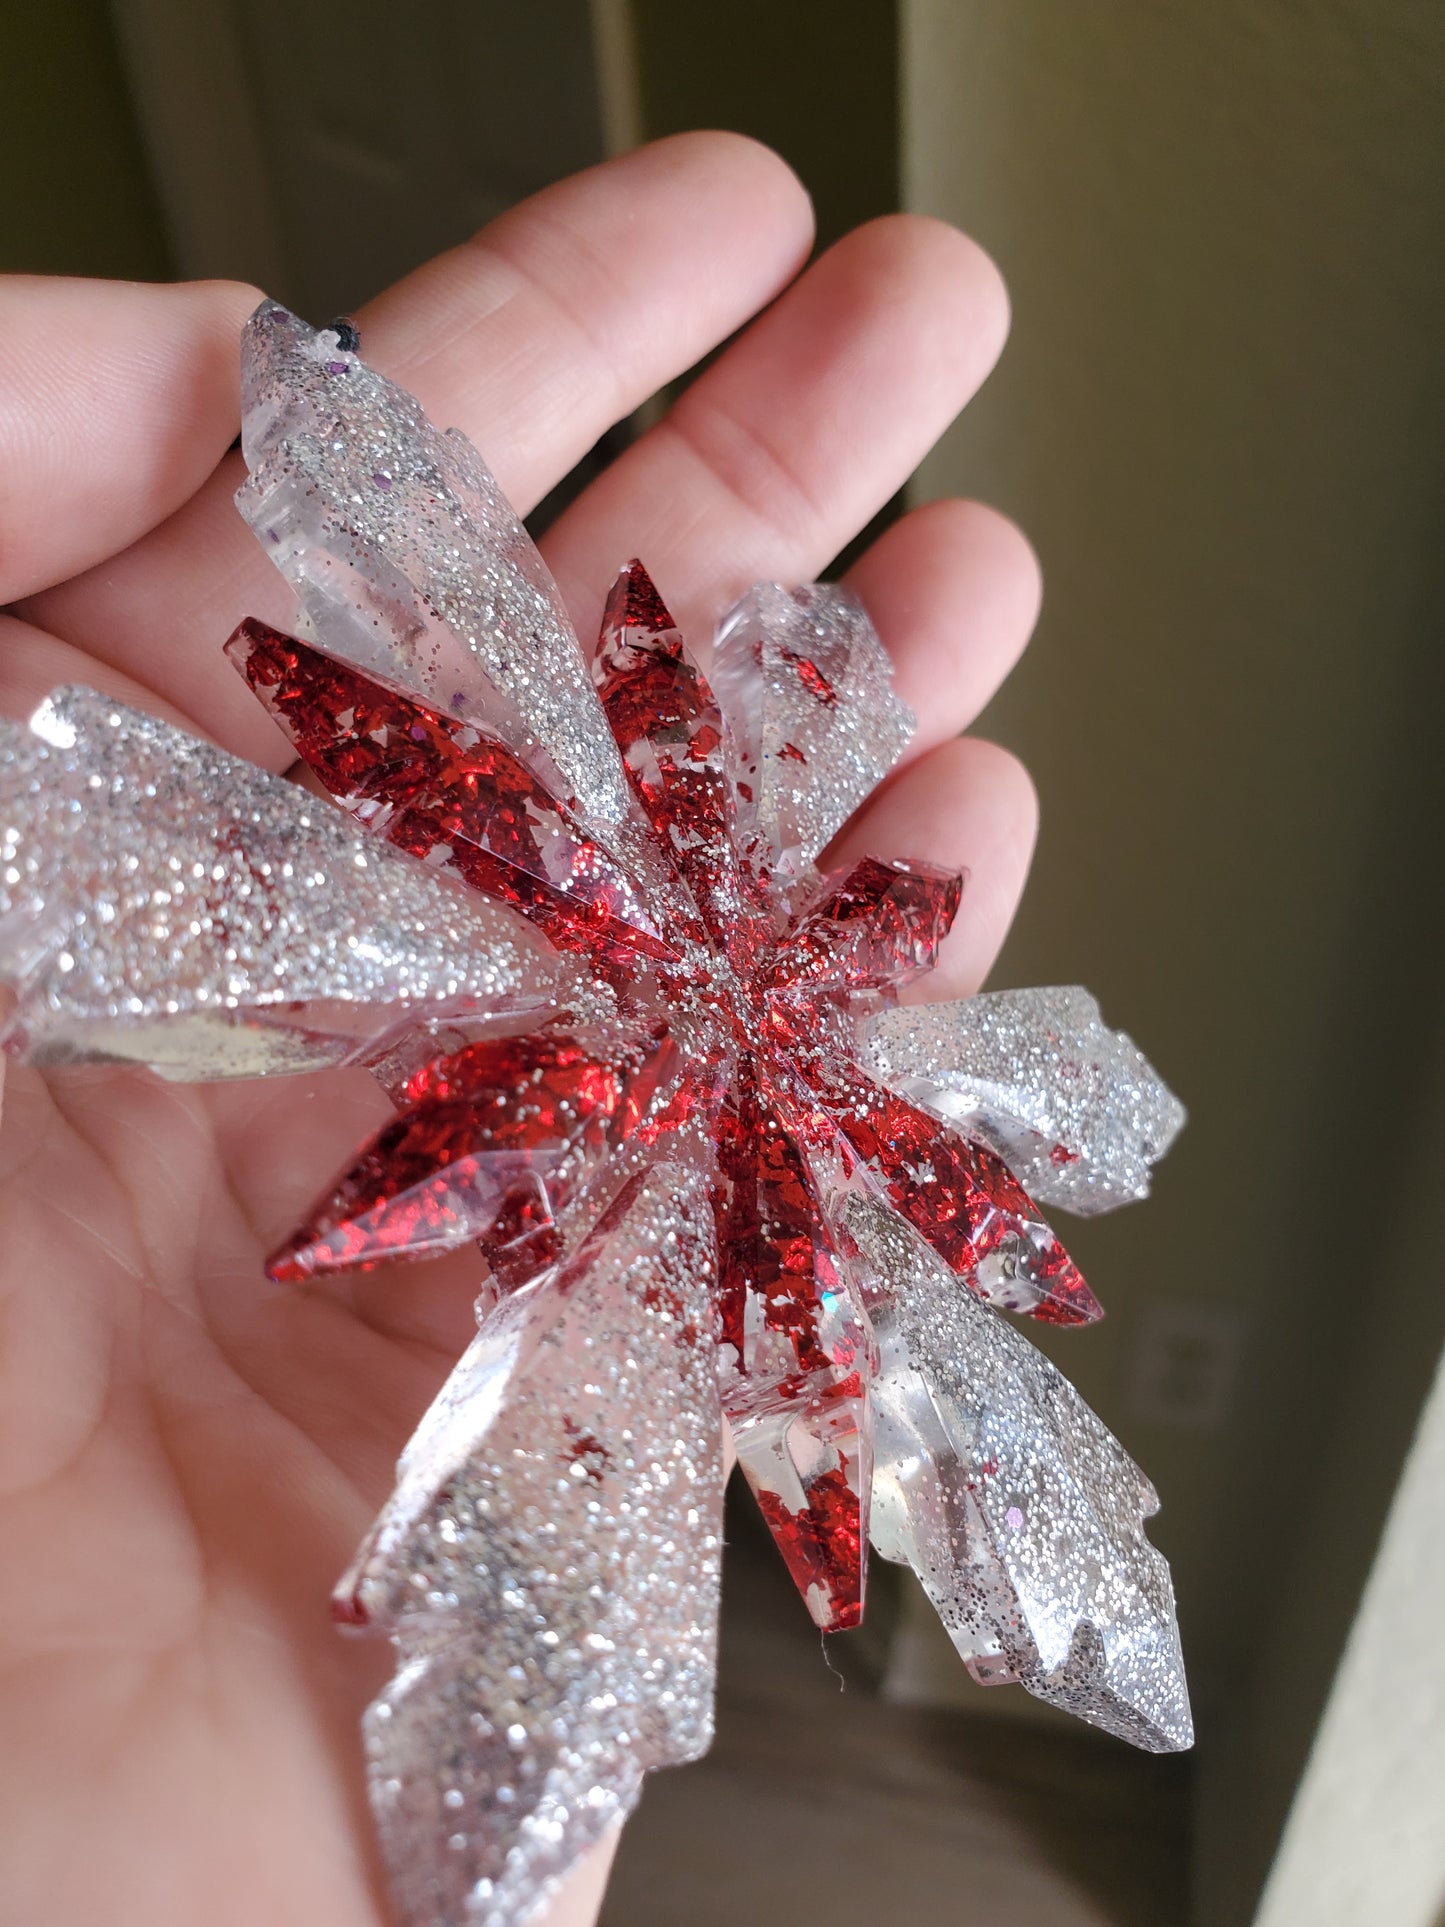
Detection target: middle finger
<box><xmin>540</xmin><ymin>212</ymin><xmax>1011</xmax><ymax>659</ymax></box>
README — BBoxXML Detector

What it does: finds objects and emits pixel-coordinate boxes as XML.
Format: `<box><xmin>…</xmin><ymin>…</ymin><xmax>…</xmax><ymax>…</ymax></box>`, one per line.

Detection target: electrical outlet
<box><xmin>1124</xmin><ymin>1299</ymin><xmax>1244</xmax><ymax>1429</ymax></box>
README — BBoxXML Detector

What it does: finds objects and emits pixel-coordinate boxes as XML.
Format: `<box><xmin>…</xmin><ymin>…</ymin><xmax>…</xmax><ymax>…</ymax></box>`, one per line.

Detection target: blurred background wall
<box><xmin>3</xmin><ymin>2</ymin><xmax>1442</xmax><ymax>1921</ymax></box>
<box><xmin>902</xmin><ymin>6</ymin><xmax>1445</xmax><ymax>1918</ymax></box>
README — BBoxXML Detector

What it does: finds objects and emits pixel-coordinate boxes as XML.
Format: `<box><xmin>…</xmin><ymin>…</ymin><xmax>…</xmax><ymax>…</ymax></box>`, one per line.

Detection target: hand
<box><xmin>0</xmin><ymin>134</ymin><xmax>1040</xmax><ymax>1927</ymax></box>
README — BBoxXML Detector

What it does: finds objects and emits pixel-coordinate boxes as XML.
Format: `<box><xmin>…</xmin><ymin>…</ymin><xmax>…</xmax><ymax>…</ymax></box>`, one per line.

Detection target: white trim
<box><xmin>1254</xmin><ymin>1344</ymin><xmax>1445</xmax><ymax>1927</ymax></box>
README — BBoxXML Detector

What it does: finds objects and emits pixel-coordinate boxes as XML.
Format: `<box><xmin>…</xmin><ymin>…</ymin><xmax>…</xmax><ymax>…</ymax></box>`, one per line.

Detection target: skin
<box><xmin>0</xmin><ymin>135</ymin><xmax>1042</xmax><ymax>1926</ymax></box>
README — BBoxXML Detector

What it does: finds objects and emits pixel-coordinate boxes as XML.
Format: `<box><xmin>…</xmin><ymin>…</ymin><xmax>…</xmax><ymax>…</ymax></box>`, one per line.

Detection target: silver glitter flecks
<box><xmin>341</xmin><ymin>1162</ymin><xmax>724</xmax><ymax>1927</ymax></box>
<box><xmin>847</xmin><ymin>1196</ymin><xmax>1192</xmax><ymax>1752</ymax></box>
<box><xmin>865</xmin><ymin>987</ymin><xmax>1186</xmax><ymax>1216</ymax></box>
<box><xmin>0</xmin><ymin>690</ymin><xmax>584</xmax><ymax>1080</ymax></box>
<box><xmin>0</xmin><ymin>288</ymin><xmax>1195</xmax><ymax>1927</ymax></box>
<box><xmin>238</xmin><ymin>302</ymin><xmax>632</xmax><ymax>825</ymax></box>
<box><xmin>711</xmin><ymin>582</ymin><xmax>915</xmax><ymax>883</ymax></box>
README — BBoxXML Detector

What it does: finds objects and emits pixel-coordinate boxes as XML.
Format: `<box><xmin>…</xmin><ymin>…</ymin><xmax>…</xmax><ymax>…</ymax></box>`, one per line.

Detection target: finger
<box><xmin>353</xmin><ymin>132</ymin><xmax>813</xmax><ymax>515</ymax></box>
<box><xmin>539</xmin><ymin>215</ymin><xmax>1011</xmax><ymax>647</ymax></box>
<box><xmin>0</xmin><ymin>613</ymin><xmax>196</xmax><ymax>725</ymax></box>
<box><xmin>825</xmin><ymin>736</ymin><xmax>1039</xmax><ymax>999</ymax></box>
<box><xmin>20</xmin><ymin>134</ymin><xmax>815</xmax><ymax>769</ymax></box>
<box><xmin>842</xmin><ymin>496</ymin><xmax>1042</xmax><ymax>756</ymax></box>
<box><xmin>537</xmin><ymin>1835</ymin><xmax>616</xmax><ymax>1927</ymax></box>
<box><xmin>0</xmin><ymin>275</ymin><xmax>259</xmax><ymax>603</ymax></box>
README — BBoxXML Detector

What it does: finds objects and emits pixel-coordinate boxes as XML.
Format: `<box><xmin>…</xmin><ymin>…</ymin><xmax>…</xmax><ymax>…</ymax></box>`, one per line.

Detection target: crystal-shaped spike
<box><xmin>712</xmin><ymin>582</ymin><xmax>914</xmax><ymax>893</ymax></box>
<box><xmin>715</xmin><ymin>1065</ymin><xmax>871</xmax><ymax>1385</ymax></box>
<box><xmin>766</xmin><ymin>856</ymin><xmax>963</xmax><ymax>996</ymax></box>
<box><xmin>848</xmin><ymin>1195</ymin><xmax>1191</xmax><ymax>1751</ymax></box>
<box><xmin>592</xmin><ymin>560</ymin><xmax>737</xmax><ymax>914</ymax></box>
<box><xmin>268</xmin><ymin>1030</ymin><xmax>682</xmax><ymax>1282</ymax></box>
<box><xmin>0</xmin><ymin>691</ymin><xmax>584</xmax><ymax>1080</ymax></box>
<box><xmin>714</xmin><ymin>1064</ymin><xmax>875</xmax><ymax>1631</ymax></box>
<box><xmin>228</xmin><ymin>618</ymin><xmax>674</xmax><ymax>971</ymax></box>
<box><xmin>782</xmin><ymin>1044</ymin><xmax>1103</xmax><ymax>1325</ymax></box>
<box><xmin>339</xmin><ymin>1166</ymin><xmax>725</xmax><ymax>1927</ymax></box>
<box><xmin>237</xmin><ymin>301</ymin><xmax>631</xmax><ymax>822</ymax></box>
<box><xmin>732</xmin><ymin>1394</ymin><xmax>872</xmax><ymax>1635</ymax></box>
<box><xmin>865</xmin><ymin>987</ymin><xmax>1187</xmax><ymax>1215</ymax></box>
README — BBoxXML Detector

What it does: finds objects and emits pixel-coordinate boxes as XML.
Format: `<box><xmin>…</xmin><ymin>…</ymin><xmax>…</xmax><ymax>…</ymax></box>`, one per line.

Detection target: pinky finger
<box><xmin>823</xmin><ymin>736</ymin><xmax>1039</xmax><ymax>1000</ymax></box>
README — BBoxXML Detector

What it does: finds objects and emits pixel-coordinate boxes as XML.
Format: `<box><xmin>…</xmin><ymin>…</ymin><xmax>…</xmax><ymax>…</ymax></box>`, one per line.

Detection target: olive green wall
<box><xmin>628</xmin><ymin>0</ymin><xmax>901</xmax><ymax>564</ymax></box>
<box><xmin>1</xmin><ymin>0</ymin><xmax>170</xmax><ymax>276</ymax></box>
<box><xmin>902</xmin><ymin>3</ymin><xmax>1445</xmax><ymax>1920</ymax></box>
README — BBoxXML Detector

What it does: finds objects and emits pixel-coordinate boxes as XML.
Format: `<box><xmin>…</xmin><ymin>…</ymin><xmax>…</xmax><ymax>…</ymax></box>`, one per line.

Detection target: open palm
<box><xmin>0</xmin><ymin>135</ymin><xmax>1043</xmax><ymax>1927</ymax></box>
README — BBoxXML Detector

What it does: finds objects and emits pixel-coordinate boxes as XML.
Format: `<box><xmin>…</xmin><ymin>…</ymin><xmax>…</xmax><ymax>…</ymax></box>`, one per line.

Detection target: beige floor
<box><xmin>604</xmin><ymin>1483</ymin><xmax>1191</xmax><ymax>1927</ymax></box>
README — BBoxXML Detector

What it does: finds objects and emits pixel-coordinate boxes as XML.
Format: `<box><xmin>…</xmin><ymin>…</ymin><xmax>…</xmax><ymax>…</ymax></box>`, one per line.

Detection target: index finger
<box><xmin>0</xmin><ymin>275</ymin><xmax>259</xmax><ymax>604</ymax></box>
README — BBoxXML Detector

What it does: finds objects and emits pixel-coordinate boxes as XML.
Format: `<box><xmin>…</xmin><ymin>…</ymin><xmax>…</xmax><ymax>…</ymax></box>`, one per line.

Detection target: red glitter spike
<box><xmin>226</xmin><ymin>618</ymin><xmax>674</xmax><ymax>970</ymax></box>
<box><xmin>766</xmin><ymin>856</ymin><xmax>963</xmax><ymax>996</ymax></box>
<box><xmin>600</xmin><ymin>556</ymin><xmax>679</xmax><ymax>647</ymax></box>
<box><xmin>714</xmin><ymin>1063</ymin><xmax>859</xmax><ymax>1382</ymax></box>
<box><xmin>777</xmin><ymin>1043</ymin><xmax>1102</xmax><ymax>1327</ymax></box>
<box><xmin>753</xmin><ymin>1456</ymin><xmax>866</xmax><ymax>1631</ymax></box>
<box><xmin>592</xmin><ymin>562</ymin><xmax>736</xmax><ymax>902</ymax></box>
<box><xmin>267</xmin><ymin>1031</ymin><xmax>681</xmax><ymax>1284</ymax></box>
<box><xmin>714</xmin><ymin>1062</ymin><xmax>872</xmax><ymax>1631</ymax></box>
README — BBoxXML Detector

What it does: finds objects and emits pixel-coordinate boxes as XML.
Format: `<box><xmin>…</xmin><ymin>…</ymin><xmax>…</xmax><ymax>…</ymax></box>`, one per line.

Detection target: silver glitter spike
<box><xmin>339</xmin><ymin>1163</ymin><xmax>724</xmax><ymax>1927</ymax></box>
<box><xmin>237</xmin><ymin>301</ymin><xmax>632</xmax><ymax>824</ymax></box>
<box><xmin>864</xmin><ymin>987</ymin><xmax>1186</xmax><ymax>1215</ymax></box>
<box><xmin>847</xmin><ymin>1196</ymin><xmax>1191</xmax><ymax>1752</ymax></box>
<box><xmin>0</xmin><ymin>690</ymin><xmax>586</xmax><ymax>1080</ymax></box>
<box><xmin>711</xmin><ymin>582</ymin><xmax>914</xmax><ymax>889</ymax></box>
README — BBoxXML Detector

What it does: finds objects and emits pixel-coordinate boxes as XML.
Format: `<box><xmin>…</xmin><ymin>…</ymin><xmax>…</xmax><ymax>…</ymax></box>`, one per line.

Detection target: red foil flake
<box><xmin>714</xmin><ymin>1062</ymin><xmax>872</xmax><ymax>1629</ymax></box>
<box><xmin>783</xmin><ymin>650</ymin><xmax>839</xmax><ymax>709</ymax></box>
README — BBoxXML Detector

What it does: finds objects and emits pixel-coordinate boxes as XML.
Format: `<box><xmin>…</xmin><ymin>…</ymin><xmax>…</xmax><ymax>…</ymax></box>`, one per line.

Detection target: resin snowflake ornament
<box><xmin>0</xmin><ymin>302</ymin><xmax>1191</xmax><ymax>1926</ymax></box>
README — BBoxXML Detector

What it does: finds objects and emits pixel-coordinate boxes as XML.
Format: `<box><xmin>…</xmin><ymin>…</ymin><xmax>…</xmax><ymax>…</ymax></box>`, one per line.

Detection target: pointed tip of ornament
<box><xmin>330</xmin><ymin>1587</ymin><xmax>371</xmax><ymax>1629</ymax></box>
<box><xmin>820</xmin><ymin>1598</ymin><xmax>865</xmax><ymax>1634</ymax></box>
<box><xmin>264</xmin><ymin>1236</ymin><xmax>316</xmax><ymax>1286</ymax></box>
<box><xmin>264</xmin><ymin>1223</ymin><xmax>381</xmax><ymax>1285</ymax></box>
<box><xmin>752</xmin><ymin>1468</ymin><xmax>868</xmax><ymax>1632</ymax></box>
<box><xmin>222</xmin><ymin>615</ymin><xmax>286</xmax><ymax>684</ymax></box>
<box><xmin>1029</xmin><ymin>1264</ymin><xmax>1106</xmax><ymax>1327</ymax></box>
<box><xmin>243</xmin><ymin>296</ymin><xmax>303</xmax><ymax>346</ymax></box>
<box><xmin>601</xmin><ymin>558</ymin><xmax>679</xmax><ymax>648</ymax></box>
<box><xmin>270</xmin><ymin>1219</ymin><xmax>470</xmax><ymax>1287</ymax></box>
